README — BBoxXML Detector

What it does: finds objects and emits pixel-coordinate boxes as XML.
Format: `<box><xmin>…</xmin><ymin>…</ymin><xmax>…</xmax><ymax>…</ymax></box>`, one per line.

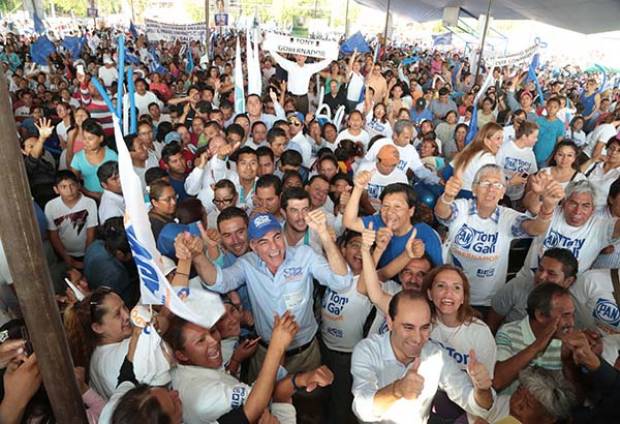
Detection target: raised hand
<box><xmin>269</xmin><ymin>89</ymin><xmax>278</xmax><ymax>104</ymax></box>
<box><xmin>529</xmin><ymin>171</ymin><xmax>551</xmax><ymax>195</ymax></box>
<box><xmin>304</xmin><ymin>209</ymin><xmax>328</xmax><ymax>235</ymax></box>
<box><xmin>466</xmin><ymin>350</ymin><xmax>492</xmax><ymax>390</ymax></box>
<box><xmin>270</xmin><ymin>311</ymin><xmax>299</xmax><ymax>353</ymax></box>
<box><xmin>443</xmin><ymin>170</ymin><xmax>463</xmax><ymax>201</ymax></box>
<box><xmin>354</xmin><ymin>170</ymin><xmax>374</xmax><ymax>190</ymax></box>
<box><xmin>395</xmin><ymin>356</ymin><xmax>424</xmax><ymax>400</ymax></box>
<box><xmin>301</xmin><ymin>365</ymin><xmax>334</xmax><ymax>392</ymax></box>
<box><xmin>405</xmin><ymin>228</ymin><xmax>425</xmax><ymax>259</ymax></box>
<box><xmin>217</xmin><ymin>141</ymin><xmax>241</xmax><ymax>159</ymax></box>
<box><xmin>375</xmin><ymin>226</ymin><xmax>393</xmax><ymax>252</ymax></box>
<box><xmin>35</xmin><ymin>118</ymin><xmax>53</xmax><ymax>140</ymax></box>
<box><xmin>540</xmin><ymin>179</ymin><xmax>565</xmax><ymax>210</ymax></box>
<box><xmin>231</xmin><ymin>337</ymin><xmax>261</xmax><ymax>363</ymax></box>
<box><xmin>361</xmin><ymin>222</ymin><xmax>376</xmax><ymax>252</ymax></box>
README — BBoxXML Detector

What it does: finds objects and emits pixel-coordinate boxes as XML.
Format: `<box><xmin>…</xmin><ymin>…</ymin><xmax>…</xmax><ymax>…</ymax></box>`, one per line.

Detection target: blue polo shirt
<box><xmin>534</xmin><ymin>116</ymin><xmax>565</xmax><ymax>166</ymax></box>
<box><xmin>361</xmin><ymin>214</ymin><xmax>443</xmax><ymax>268</ymax></box>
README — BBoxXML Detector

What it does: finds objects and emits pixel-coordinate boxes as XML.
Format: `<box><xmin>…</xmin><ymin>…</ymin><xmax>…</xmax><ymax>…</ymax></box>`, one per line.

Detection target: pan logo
<box><xmin>543</xmin><ymin>230</ymin><xmax>585</xmax><ymax>257</ymax></box>
<box><xmin>454</xmin><ymin>224</ymin><xmax>498</xmax><ymax>254</ymax></box>
<box><xmin>593</xmin><ymin>298</ymin><xmax>620</xmax><ymax>328</ymax></box>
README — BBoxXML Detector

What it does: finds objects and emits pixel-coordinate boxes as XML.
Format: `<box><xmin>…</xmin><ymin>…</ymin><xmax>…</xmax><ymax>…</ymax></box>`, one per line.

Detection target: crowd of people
<box><xmin>0</xmin><ymin>19</ymin><xmax>620</xmax><ymax>424</ymax></box>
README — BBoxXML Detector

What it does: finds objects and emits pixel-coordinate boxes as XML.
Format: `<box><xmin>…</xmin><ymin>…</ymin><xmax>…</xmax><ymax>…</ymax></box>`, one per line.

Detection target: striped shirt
<box><xmin>495</xmin><ymin>317</ymin><xmax>562</xmax><ymax>395</ymax></box>
<box><xmin>79</xmin><ymin>83</ymin><xmax>114</xmax><ymax>137</ymax></box>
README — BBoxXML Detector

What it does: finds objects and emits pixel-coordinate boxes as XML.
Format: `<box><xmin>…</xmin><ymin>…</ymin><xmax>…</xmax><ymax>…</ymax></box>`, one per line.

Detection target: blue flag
<box><xmin>125</xmin><ymin>52</ymin><xmax>141</xmax><ymax>65</ymax></box>
<box><xmin>186</xmin><ymin>44</ymin><xmax>194</xmax><ymax>74</ymax></box>
<box><xmin>33</xmin><ymin>11</ymin><xmax>45</xmax><ymax>34</ymax></box>
<box><xmin>527</xmin><ymin>53</ymin><xmax>545</xmax><ymax>104</ymax></box>
<box><xmin>129</xmin><ymin>21</ymin><xmax>138</xmax><ymax>39</ymax></box>
<box><xmin>340</xmin><ymin>31</ymin><xmax>371</xmax><ymax>54</ymax></box>
<box><xmin>30</xmin><ymin>36</ymin><xmax>56</xmax><ymax>66</ymax></box>
<box><xmin>432</xmin><ymin>32</ymin><xmax>452</xmax><ymax>46</ymax></box>
<box><xmin>62</xmin><ymin>36</ymin><xmax>85</xmax><ymax>59</ymax></box>
<box><xmin>148</xmin><ymin>47</ymin><xmax>167</xmax><ymax>74</ymax></box>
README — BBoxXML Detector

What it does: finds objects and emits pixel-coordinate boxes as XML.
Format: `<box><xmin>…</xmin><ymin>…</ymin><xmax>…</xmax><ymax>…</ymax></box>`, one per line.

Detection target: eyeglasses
<box><xmin>289</xmin><ymin>120</ymin><xmax>302</xmax><ymax>127</ymax></box>
<box><xmin>213</xmin><ymin>197</ymin><xmax>235</xmax><ymax>205</ymax></box>
<box><xmin>477</xmin><ymin>181</ymin><xmax>504</xmax><ymax>190</ymax></box>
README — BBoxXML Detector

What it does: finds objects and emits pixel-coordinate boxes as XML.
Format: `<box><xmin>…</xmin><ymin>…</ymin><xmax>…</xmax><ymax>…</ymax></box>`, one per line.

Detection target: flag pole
<box><xmin>0</xmin><ymin>76</ymin><xmax>89</xmax><ymax>423</ymax></box>
<box><xmin>474</xmin><ymin>0</ymin><xmax>493</xmax><ymax>84</ymax></box>
<box><xmin>383</xmin><ymin>0</ymin><xmax>391</xmax><ymax>49</ymax></box>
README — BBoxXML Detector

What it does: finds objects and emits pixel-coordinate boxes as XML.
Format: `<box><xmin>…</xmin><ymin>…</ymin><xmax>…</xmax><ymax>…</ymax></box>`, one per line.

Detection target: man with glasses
<box><xmin>435</xmin><ymin>164</ymin><xmax>564</xmax><ymax>316</ymax></box>
<box><xmin>287</xmin><ymin>112</ymin><xmax>313</xmax><ymax>168</ymax></box>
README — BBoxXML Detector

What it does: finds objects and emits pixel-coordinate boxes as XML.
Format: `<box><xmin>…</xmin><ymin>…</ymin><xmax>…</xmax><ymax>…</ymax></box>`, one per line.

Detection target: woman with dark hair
<box><xmin>148</xmin><ymin>180</ymin><xmax>178</xmax><ymax>242</ymax></box>
<box><xmin>443</xmin><ymin>122</ymin><xmax>468</xmax><ymax>162</ymax></box>
<box><xmin>70</xmin><ymin>118</ymin><xmax>118</xmax><ymax>200</ymax></box>
<box><xmin>581</xmin><ymin>136</ymin><xmax>620</xmax><ymax>207</ymax></box>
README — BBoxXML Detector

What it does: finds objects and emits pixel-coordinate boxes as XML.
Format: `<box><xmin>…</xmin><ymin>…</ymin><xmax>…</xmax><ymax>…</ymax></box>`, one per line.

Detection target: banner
<box><xmin>113</xmin><ymin>117</ymin><xmax>223</xmax><ymax>329</ymax></box>
<box><xmin>145</xmin><ymin>18</ymin><xmax>207</xmax><ymax>42</ymax></box>
<box><xmin>432</xmin><ymin>32</ymin><xmax>453</xmax><ymax>46</ymax></box>
<box><xmin>488</xmin><ymin>43</ymin><xmax>538</xmax><ymax>68</ymax></box>
<box><xmin>234</xmin><ymin>37</ymin><xmax>246</xmax><ymax>115</ymax></box>
<box><xmin>263</xmin><ymin>32</ymin><xmax>339</xmax><ymax>60</ymax></box>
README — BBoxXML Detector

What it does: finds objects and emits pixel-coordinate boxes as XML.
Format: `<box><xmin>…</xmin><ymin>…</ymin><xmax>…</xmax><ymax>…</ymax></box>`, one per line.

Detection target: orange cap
<box><xmin>377</xmin><ymin>144</ymin><xmax>400</xmax><ymax>167</ymax></box>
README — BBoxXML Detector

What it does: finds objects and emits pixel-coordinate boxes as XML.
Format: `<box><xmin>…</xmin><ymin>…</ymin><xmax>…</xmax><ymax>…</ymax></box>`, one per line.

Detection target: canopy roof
<box><xmin>354</xmin><ymin>0</ymin><xmax>620</xmax><ymax>34</ymax></box>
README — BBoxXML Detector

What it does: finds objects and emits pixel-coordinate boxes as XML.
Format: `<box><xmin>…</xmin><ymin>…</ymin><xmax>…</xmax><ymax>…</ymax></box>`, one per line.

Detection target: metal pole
<box><xmin>383</xmin><ymin>0</ymin><xmax>391</xmax><ymax>48</ymax></box>
<box><xmin>0</xmin><ymin>78</ymin><xmax>89</xmax><ymax>423</ymax></box>
<box><xmin>344</xmin><ymin>0</ymin><xmax>350</xmax><ymax>38</ymax></box>
<box><xmin>130</xmin><ymin>0</ymin><xmax>135</xmax><ymax>23</ymax></box>
<box><xmin>205</xmin><ymin>0</ymin><xmax>210</xmax><ymax>59</ymax></box>
<box><xmin>474</xmin><ymin>0</ymin><xmax>493</xmax><ymax>83</ymax></box>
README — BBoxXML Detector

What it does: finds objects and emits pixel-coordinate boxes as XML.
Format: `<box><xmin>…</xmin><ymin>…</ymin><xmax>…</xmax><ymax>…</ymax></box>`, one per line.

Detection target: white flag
<box><xmin>113</xmin><ymin>117</ymin><xmax>224</xmax><ymax>329</ymax></box>
<box><xmin>234</xmin><ymin>37</ymin><xmax>246</xmax><ymax>115</ymax></box>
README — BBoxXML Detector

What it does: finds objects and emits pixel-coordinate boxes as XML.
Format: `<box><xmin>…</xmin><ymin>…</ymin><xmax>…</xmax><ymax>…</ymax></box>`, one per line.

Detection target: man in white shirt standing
<box><xmin>98</xmin><ymin>56</ymin><xmax>118</xmax><ymax>88</ymax></box>
<box><xmin>269</xmin><ymin>50</ymin><xmax>331</xmax><ymax>115</ymax></box>
<box><xmin>351</xmin><ymin>290</ymin><xmax>495</xmax><ymax>423</ymax></box>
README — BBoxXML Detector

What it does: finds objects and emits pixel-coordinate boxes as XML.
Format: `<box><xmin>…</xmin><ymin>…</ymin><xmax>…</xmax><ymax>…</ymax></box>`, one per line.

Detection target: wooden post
<box><xmin>383</xmin><ymin>0</ymin><xmax>391</xmax><ymax>48</ymax></box>
<box><xmin>0</xmin><ymin>77</ymin><xmax>88</xmax><ymax>423</ymax></box>
<box><xmin>205</xmin><ymin>0</ymin><xmax>210</xmax><ymax>58</ymax></box>
<box><xmin>344</xmin><ymin>0</ymin><xmax>350</xmax><ymax>38</ymax></box>
<box><xmin>474</xmin><ymin>0</ymin><xmax>493</xmax><ymax>83</ymax></box>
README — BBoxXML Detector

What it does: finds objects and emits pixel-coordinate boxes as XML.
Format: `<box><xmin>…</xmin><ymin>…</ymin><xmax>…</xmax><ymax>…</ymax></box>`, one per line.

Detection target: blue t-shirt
<box><xmin>71</xmin><ymin>147</ymin><xmax>118</xmax><ymax>193</ymax></box>
<box><xmin>361</xmin><ymin>214</ymin><xmax>443</xmax><ymax>268</ymax></box>
<box><xmin>534</xmin><ymin>117</ymin><xmax>564</xmax><ymax>165</ymax></box>
<box><xmin>410</xmin><ymin>108</ymin><xmax>433</xmax><ymax>125</ymax></box>
<box><xmin>169</xmin><ymin>175</ymin><xmax>190</xmax><ymax>201</ymax></box>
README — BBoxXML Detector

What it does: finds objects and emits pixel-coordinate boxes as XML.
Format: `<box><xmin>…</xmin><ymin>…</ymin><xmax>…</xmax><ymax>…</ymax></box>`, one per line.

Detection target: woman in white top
<box><xmin>365</xmin><ymin>102</ymin><xmax>393</xmax><ymax>139</ymax></box>
<box><xmin>56</xmin><ymin>102</ymin><xmax>74</xmax><ymax>170</ymax></box>
<box><xmin>64</xmin><ymin>286</ymin><xmax>133</xmax><ymax>399</ymax></box>
<box><xmin>527</xmin><ymin>140</ymin><xmax>586</xmax><ymax>195</ymax></box>
<box><xmin>581</xmin><ymin>136</ymin><xmax>620</xmax><ymax>208</ymax></box>
<box><xmin>566</xmin><ymin>115</ymin><xmax>587</xmax><ymax>148</ymax></box>
<box><xmin>422</xmin><ymin>264</ymin><xmax>497</xmax><ymax>423</ymax></box>
<box><xmin>450</xmin><ymin>122</ymin><xmax>504</xmax><ymax>197</ymax></box>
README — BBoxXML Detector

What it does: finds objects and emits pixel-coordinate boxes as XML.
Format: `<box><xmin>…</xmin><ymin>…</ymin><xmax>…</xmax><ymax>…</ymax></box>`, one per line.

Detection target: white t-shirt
<box><xmin>356</xmin><ymin>161</ymin><xmax>408</xmax><ymax>209</ymax></box>
<box><xmin>584</xmin><ymin>123</ymin><xmax>618</xmax><ymax>157</ymax></box>
<box><xmin>44</xmin><ymin>195</ymin><xmax>98</xmax><ymax>257</ymax></box>
<box><xmin>430</xmin><ymin>318</ymin><xmax>497</xmax><ymax>377</ymax></box>
<box><xmin>56</xmin><ymin>120</ymin><xmax>69</xmax><ymax>145</ymax></box>
<box><xmin>365</xmin><ymin>117</ymin><xmax>393</xmax><ymax>140</ymax></box>
<box><xmin>347</xmin><ymin>72</ymin><xmax>365</xmax><ymax>102</ymax></box>
<box><xmin>320</xmin><ymin>275</ymin><xmax>373</xmax><ymax>352</ymax></box>
<box><xmin>99</xmin><ymin>190</ymin><xmax>125</xmax><ymax>223</ymax></box>
<box><xmin>516</xmin><ymin>208</ymin><xmax>617</xmax><ymax>281</ymax></box>
<box><xmin>98</xmin><ymin>66</ymin><xmax>118</xmax><ymax>87</ymax></box>
<box><xmin>539</xmin><ymin>167</ymin><xmax>586</xmax><ymax>189</ymax></box>
<box><xmin>291</xmin><ymin>131</ymin><xmax>314</xmax><ymax>168</ymax></box>
<box><xmin>451</xmin><ymin>151</ymin><xmax>497</xmax><ymax>192</ymax></box>
<box><xmin>502</xmin><ymin>125</ymin><xmax>516</xmax><ymax>145</ymax></box>
<box><xmin>89</xmin><ymin>338</ymin><xmax>130</xmax><ymax>399</ymax></box>
<box><xmin>584</xmin><ymin>162</ymin><xmax>620</xmax><ymax>208</ymax></box>
<box><xmin>173</xmin><ymin>364</ymin><xmax>251</xmax><ymax>424</ymax></box>
<box><xmin>439</xmin><ymin>199</ymin><xmax>531</xmax><ymax>306</ymax></box>
<box><xmin>570</xmin><ymin>268</ymin><xmax>620</xmax><ymax>366</ymax></box>
<box><xmin>496</xmin><ymin>141</ymin><xmax>538</xmax><ymax>201</ymax></box>
<box><xmin>335</xmin><ymin>128</ymin><xmax>371</xmax><ymax>152</ymax></box>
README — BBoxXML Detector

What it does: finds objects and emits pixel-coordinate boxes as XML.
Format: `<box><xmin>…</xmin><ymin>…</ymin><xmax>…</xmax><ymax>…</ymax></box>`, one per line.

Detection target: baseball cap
<box><xmin>157</xmin><ymin>222</ymin><xmax>201</xmax><ymax>258</ymax></box>
<box><xmin>287</xmin><ymin>112</ymin><xmax>305</xmax><ymax>125</ymax></box>
<box><xmin>164</xmin><ymin>131</ymin><xmax>181</xmax><ymax>145</ymax></box>
<box><xmin>248</xmin><ymin>213</ymin><xmax>281</xmax><ymax>241</ymax></box>
<box><xmin>377</xmin><ymin>144</ymin><xmax>400</xmax><ymax>167</ymax></box>
<box><xmin>438</xmin><ymin>87</ymin><xmax>450</xmax><ymax>96</ymax></box>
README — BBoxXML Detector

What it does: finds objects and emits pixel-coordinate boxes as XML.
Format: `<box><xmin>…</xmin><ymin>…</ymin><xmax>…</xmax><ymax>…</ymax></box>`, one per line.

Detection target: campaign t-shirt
<box><xmin>430</xmin><ymin>318</ymin><xmax>496</xmax><ymax>376</ymax></box>
<box><xmin>44</xmin><ymin>195</ymin><xmax>98</xmax><ymax>257</ymax></box>
<box><xmin>356</xmin><ymin>161</ymin><xmax>408</xmax><ymax>209</ymax></box>
<box><xmin>516</xmin><ymin>208</ymin><xmax>617</xmax><ymax>281</ymax></box>
<box><xmin>361</xmin><ymin>214</ymin><xmax>443</xmax><ymax>268</ymax></box>
<box><xmin>367</xmin><ymin>280</ymin><xmax>402</xmax><ymax>336</ymax></box>
<box><xmin>439</xmin><ymin>199</ymin><xmax>531</xmax><ymax>306</ymax></box>
<box><xmin>320</xmin><ymin>275</ymin><xmax>373</xmax><ymax>352</ymax></box>
<box><xmin>570</xmin><ymin>268</ymin><xmax>620</xmax><ymax>366</ymax></box>
<box><xmin>496</xmin><ymin>141</ymin><xmax>538</xmax><ymax>201</ymax></box>
<box><xmin>335</xmin><ymin>128</ymin><xmax>371</xmax><ymax>151</ymax></box>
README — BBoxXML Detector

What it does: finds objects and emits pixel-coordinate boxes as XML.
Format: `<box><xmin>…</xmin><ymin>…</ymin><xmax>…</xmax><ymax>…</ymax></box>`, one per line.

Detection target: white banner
<box><xmin>488</xmin><ymin>44</ymin><xmax>538</xmax><ymax>68</ymax></box>
<box><xmin>145</xmin><ymin>18</ymin><xmax>207</xmax><ymax>42</ymax></box>
<box><xmin>114</xmin><ymin>117</ymin><xmax>223</xmax><ymax>329</ymax></box>
<box><xmin>263</xmin><ymin>32</ymin><xmax>339</xmax><ymax>60</ymax></box>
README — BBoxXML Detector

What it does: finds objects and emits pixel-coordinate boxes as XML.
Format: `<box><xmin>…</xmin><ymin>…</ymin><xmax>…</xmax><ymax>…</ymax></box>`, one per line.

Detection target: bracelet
<box><xmin>291</xmin><ymin>372</ymin><xmax>302</xmax><ymax>393</ymax></box>
<box><xmin>439</xmin><ymin>194</ymin><xmax>454</xmax><ymax>205</ymax></box>
<box><xmin>176</xmin><ymin>272</ymin><xmax>189</xmax><ymax>276</ymax></box>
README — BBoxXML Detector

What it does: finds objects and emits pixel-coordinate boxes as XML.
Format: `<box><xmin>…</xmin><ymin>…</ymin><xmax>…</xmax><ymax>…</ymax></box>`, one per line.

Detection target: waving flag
<box><xmin>129</xmin><ymin>21</ymin><xmax>138</xmax><ymax>39</ymax></box>
<box><xmin>148</xmin><ymin>46</ymin><xmax>167</xmax><ymax>74</ymax></box>
<box><xmin>527</xmin><ymin>53</ymin><xmax>545</xmax><ymax>104</ymax></box>
<box><xmin>185</xmin><ymin>43</ymin><xmax>194</xmax><ymax>74</ymax></box>
<box><xmin>432</xmin><ymin>32</ymin><xmax>453</xmax><ymax>46</ymax></box>
<box><xmin>30</xmin><ymin>36</ymin><xmax>56</xmax><ymax>66</ymax></box>
<box><xmin>33</xmin><ymin>11</ymin><xmax>45</xmax><ymax>34</ymax></box>
<box><xmin>113</xmin><ymin>117</ymin><xmax>224</xmax><ymax>329</ymax></box>
<box><xmin>62</xmin><ymin>36</ymin><xmax>85</xmax><ymax>59</ymax></box>
<box><xmin>246</xmin><ymin>29</ymin><xmax>261</xmax><ymax>96</ymax></box>
<box><xmin>234</xmin><ymin>37</ymin><xmax>245</xmax><ymax>114</ymax></box>
<box><xmin>465</xmin><ymin>71</ymin><xmax>494</xmax><ymax>144</ymax></box>
<box><xmin>340</xmin><ymin>31</ymin><xmax>371</xmax><ymax>54</ymax></box>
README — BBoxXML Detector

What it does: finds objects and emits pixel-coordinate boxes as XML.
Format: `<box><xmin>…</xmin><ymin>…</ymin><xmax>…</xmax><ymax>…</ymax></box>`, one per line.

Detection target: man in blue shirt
<box><xmin>193</xmin><ymin>209</ymin><xmax>352</xmax><ymax>380</ymax></box>
<box><xmin>343</xmin><ymin>176</ymin><xmax>443</xmax><ymax>269</ymax></box>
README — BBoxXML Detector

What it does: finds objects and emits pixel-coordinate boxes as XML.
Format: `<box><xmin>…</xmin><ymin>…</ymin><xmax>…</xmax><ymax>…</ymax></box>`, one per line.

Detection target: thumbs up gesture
<box><xmin>443</xmin><ymin>169</ymin><xmax>463</xmax><ymax>202</ymax></box>
<box><xmin>466</xmin><ymin>350</ymin><xmax>492</xmax><ymax>390</ymax></box>
<box><xmin>405</xmin><ymin>228</ymin><xmax>425</xmax><ymax>259</ymax></box>
<box><xmin>394</xmin><ymin>357</ymin><xmax>424</xmax><ymax>400</ymax></box>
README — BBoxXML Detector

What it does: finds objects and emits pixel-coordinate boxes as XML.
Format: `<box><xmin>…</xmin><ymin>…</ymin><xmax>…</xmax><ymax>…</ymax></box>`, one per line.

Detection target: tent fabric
<box><xmin>354</xmin><ymin>0</ymin><xmax>620</xmax><ymax>34</ymax></box>
<box><xmin>340</xmin><ymin>31</ymin><xmax>372</xmax><ymax>54</ymax></box>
